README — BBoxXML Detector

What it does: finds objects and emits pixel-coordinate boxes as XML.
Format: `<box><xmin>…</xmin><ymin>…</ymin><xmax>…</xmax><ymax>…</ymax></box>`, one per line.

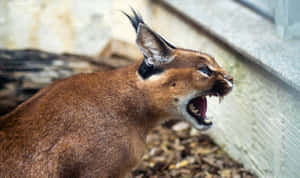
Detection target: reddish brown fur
<box><xmin>0</xmin><ymin>47</ymin><xmax>232</xmax><ymax>177</ymax></box>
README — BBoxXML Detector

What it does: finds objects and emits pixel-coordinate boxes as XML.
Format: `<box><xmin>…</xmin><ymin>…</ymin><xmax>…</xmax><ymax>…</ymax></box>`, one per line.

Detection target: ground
<box><xmin>132</xmin><ymin>122</ymin><xmax>256</xmax><ymax>178</ymax></box>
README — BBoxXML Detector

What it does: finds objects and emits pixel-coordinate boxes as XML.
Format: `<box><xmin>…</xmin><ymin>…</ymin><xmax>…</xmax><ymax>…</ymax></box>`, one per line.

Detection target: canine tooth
<box><xmin>204</xmin><ymin>118</ymin><xmax>212</xmax><ymax>124</ymax></box>
<box><xmin>219</xmin><ymin>96</ymin><xmax>224</xmax><ymax>104</ymax></box>
<box><xmin>189</xmin><ymin>104</ymin><xmax>197</xmax><ymax>113</ymax></box>
<box><xmin>189</xmin><ymin>104</ymin><xmax>194</xmax><ymax>110</ymax></box>
<box><xmin>192</xmin><ymin>108</ymin><xmax>198</xmax><ymax>113</ymax></box>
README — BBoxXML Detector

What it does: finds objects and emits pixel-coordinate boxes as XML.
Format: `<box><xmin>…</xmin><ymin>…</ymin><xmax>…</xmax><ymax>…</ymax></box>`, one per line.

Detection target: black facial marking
<box><xmin>210</xmin><ymin>80</ymin><xmax>232</xmax><ymax>97</ymax></box>
<box><xmin>124</xmin><ymin>8</ymin><xmax>176</xmax><ymax>79</ymax></box>
<box><xmin>123</xmin><ymin>8</ymin><xmax>176</xmax><ymax>49</ymax></box>
<box><xmin>174</xmin><ymin>98</ymin><xmax>179</xmax><ymax>102</ymax></box>
<box><xmin>138</xmin><ymin>60</ymin><xmax>164</xmax><ymax>79</ymax></box>
<box><xmin>122</xmin><ymin>8</ymin><xmax>144</xmax><ymax>33</ymax></box>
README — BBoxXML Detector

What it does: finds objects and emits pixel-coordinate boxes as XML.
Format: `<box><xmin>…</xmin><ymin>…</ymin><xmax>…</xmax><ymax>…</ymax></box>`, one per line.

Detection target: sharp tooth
<box><xmin>219</xmin><ymin>96</ymin><xmax>224</xmax><ymax>104</ymax></box>
<box><xmin>189</xmin><ymin>104</ymin><xmax>197</xmax><ymax>113</ymax></box>
<box><xmin>192</xmin><ymin>108</ymin><xmax>198</xmax><ymax>113</ymax></box>
<box><xmin>189</xmin><ymin>104</ymin><xmax>194</xmax><ymax>110</ymax></box>
<box><xmin>204</xmin><ymin>118</ymin><xmax>212</xmax><ymax>124</ymax></box>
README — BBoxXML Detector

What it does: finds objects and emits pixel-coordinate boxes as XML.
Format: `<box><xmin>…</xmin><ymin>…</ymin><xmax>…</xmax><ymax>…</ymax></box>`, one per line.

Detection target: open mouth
<box><xmin>182</xmin><ymin>79</ymin><xmax>233</xmax><ymax>130</ymax></box>
<box><xmin>186</xmin><ymin>96</ymin><xmax>212</xmax><ymax>127</ymax></box>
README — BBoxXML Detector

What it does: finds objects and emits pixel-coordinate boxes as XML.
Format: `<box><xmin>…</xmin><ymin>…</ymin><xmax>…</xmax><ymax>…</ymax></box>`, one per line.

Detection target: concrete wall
<box><xmin>0</xmin><ymin>0</ymin><xmax>150</xmax><ymax>56</ymax></box>
<box><xmin>151</xmin><ymin>3</ymin><xmax>300</xmax><ymax>178</ymax></box>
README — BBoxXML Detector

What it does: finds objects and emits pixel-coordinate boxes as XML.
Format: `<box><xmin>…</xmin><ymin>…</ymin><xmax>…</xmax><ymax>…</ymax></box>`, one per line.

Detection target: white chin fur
<box><xmin>177</xmin><ymin>91</ymin><xmax>212</xmax><ymax>131</ymax></box>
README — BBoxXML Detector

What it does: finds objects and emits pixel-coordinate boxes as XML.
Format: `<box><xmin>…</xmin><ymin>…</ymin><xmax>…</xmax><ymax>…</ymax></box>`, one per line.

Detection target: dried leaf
<box><xmin>132</xmin><ymin>125</ymin><xmax>256</xmax><ymax>178</ymax></box>
<box><xmin>176</xmin><ymin>160</ymin><xmax>189</xmax><ymax>168</ymax></box>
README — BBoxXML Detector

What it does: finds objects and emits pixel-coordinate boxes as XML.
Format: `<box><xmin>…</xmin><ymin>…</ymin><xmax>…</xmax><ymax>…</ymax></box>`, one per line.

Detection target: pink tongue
<box><xmin>201</xmin><ymin>97</ymin><xmax>207</xmax><ymax>118</ymax></box>
<box><xmin>192</xmin><ymin>97</ymin><xmax>207</xmax><ymax>118</ymax></box>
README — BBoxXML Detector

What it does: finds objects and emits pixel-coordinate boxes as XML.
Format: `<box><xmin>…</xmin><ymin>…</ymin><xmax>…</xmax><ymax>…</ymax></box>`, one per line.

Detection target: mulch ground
<box><xmin>132</xmin><ymin>121</ymin><xmax>257</xmax><ymax>178</ymax></box>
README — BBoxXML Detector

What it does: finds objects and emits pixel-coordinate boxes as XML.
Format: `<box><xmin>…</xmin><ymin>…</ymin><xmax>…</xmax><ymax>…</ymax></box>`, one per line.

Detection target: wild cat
<box><xmin>0</xmin><ymin>9</ymin><xmax>233</xmax><ymax>178</ymax></box>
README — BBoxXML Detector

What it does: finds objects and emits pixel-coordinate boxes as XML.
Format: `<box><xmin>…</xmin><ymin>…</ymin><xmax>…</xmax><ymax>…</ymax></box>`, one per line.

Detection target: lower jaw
<box><xmin>186</xmin><ymin>96</ymin><xmax>212</xmax><ymax>127</ymax></box>
<box><xmin>189</xmin><ymin>118</ymin><xmax>212</xmax><ymax>131</ymax></box>
<box><xmin>187</xmin><ymin>111</ymin><xmax>212</xmax><ymax>126</ymax></box>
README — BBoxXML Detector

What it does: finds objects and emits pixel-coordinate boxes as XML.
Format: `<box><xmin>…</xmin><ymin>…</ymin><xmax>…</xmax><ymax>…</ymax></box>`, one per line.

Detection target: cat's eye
<box><xmin>197</xmin><ymin>66</ymin><xmax>212</xmax><ymax>76</ymax></box>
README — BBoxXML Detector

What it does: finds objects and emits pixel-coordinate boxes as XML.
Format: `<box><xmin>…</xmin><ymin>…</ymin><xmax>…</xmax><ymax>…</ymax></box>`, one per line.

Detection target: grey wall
<box><xmin>152</xmin><ymin>3</ymin><xmax>300</xmax><ymax>178</ymax></box>
<box><xmin>238</xmin><ymin>0</ymin><xmax>300</xmax><ymax>38</ymax></box>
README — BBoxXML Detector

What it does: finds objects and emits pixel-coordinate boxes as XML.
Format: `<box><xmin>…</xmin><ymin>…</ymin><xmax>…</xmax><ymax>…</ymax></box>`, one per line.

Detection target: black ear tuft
<box><xmin>123</xmin><ymin>8</ymin><xmax>177</xmax><ymax>80</ymax></box>
<box><xmin>122</xmin><ymin>8</ymin><xmax>144</xmax><ymax>33</ymax></box>
<box><xmin>123</xmin><ymin>8</ymin><xmax>176</xmax><ymax>50</ymax></box>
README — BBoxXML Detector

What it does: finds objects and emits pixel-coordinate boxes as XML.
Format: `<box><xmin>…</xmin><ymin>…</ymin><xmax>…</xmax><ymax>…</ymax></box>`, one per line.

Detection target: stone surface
<box><xmin>152</xmin><ymin>3</ymin><xmax>300</xmax><ymax>178</ymax></box>
<box><xmin>0</xmin><ymin>0</ymin><xmax>111</xmax><ymax>55</ymax></box>
<box><xmin>0</xmin><ymin>0</ymin><xmax>151</xmax><ymax>56</ymax></box>
<box><xmin>160</xmin><ymin>0</ymin><xmax>300</xmax><ymax>92</ymax></box>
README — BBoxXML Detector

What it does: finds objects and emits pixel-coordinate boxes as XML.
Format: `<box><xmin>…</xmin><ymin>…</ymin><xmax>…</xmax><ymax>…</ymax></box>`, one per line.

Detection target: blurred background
<box><xmin>0</xmin><ymin>0</ymin><xmax>299</xmax><ymax>177</ymax></box>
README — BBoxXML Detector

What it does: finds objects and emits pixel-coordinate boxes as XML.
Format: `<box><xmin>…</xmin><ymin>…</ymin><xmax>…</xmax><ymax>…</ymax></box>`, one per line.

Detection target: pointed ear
<box><xmin>136</xmin><ymin>24</ymin><xmax>175</xmax><ymax>66</ymax></box>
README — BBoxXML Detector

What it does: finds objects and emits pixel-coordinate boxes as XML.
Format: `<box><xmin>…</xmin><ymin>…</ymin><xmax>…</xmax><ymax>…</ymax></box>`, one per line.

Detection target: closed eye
<box><xmin>197</xmin><ymin>66</ymin><xmax>212</xmax><ymax>77</ymax></box>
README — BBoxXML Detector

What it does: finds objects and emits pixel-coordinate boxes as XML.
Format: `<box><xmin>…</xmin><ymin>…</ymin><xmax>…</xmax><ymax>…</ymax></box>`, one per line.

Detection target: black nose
<box><xmin>225</xmin><ymin>75</ymin><xmax>233</xmax><ymax>83</ymax></box>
